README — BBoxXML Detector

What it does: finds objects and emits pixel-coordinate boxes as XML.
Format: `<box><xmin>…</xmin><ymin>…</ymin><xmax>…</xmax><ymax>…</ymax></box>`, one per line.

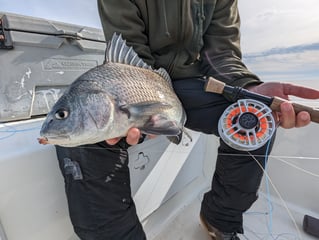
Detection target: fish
<box><xmin>38</xmin><ymin>33</ymin><xmax>187</xmax><ymax>147</ymax></box>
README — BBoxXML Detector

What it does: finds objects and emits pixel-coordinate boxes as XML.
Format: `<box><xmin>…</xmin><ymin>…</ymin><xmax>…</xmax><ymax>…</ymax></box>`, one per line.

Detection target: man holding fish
<box><xmin>40</xmin><ymin>0</ymin><xmax>319</xmax><ymax>239</ymax></box>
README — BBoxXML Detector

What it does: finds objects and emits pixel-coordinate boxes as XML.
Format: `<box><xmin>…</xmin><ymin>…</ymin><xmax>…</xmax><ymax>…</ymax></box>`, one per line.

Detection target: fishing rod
<box><xmin>205</xmin><ymin>77</ymin><xmax>319</xmax><ymax>123</ymax></box>
<box><xmin>204</xmin><ymin>77</ymin><xmax>319</xmax><ymax>151</ymax></box>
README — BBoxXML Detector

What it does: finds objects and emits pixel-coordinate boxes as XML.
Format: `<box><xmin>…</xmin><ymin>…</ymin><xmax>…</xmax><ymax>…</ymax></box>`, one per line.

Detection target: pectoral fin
<box><xmin>139</xmin><ymin>114</ymin><xmax>180</xmax><ymax>134</ymax></box>
<box><xmin>119</xmin><ymin>101</ymin><xmax>172</xmax><ymax>119</ymax></box>
<box><xmin>119</xmin><ymin>102</ymin><xmax>185</xmax><ymax>144</ymax></box>
<box><xmin>138</xmin><ymin>114</ymin><xmax>185</xmax><ymax>145</ymax></box>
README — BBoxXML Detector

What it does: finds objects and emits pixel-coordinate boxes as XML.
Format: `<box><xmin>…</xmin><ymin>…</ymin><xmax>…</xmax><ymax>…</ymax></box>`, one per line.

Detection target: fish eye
<box><xmin>55</xmin><ymin>109</ymin><xmax>69</xmax><ymax>120</ymax></box>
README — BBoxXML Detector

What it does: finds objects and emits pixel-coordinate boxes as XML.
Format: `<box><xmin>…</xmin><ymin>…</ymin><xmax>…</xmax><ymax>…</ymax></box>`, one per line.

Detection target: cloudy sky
<box><xmin>238</xmin><ymin>0</ymin><xmax>319</xmax><ymax>85</ymax></box>
<box><xmin>1</xmin><ymin>0</ymin><xmax>319</xmax><ymax>85</ymax></box>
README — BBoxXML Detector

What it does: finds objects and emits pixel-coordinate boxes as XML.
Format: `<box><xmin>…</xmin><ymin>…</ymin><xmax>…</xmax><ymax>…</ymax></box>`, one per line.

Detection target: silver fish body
<box><xmin>39</xmin><ymin>33</ymin><xmax>186</xmax><ymax>147</ymax></box>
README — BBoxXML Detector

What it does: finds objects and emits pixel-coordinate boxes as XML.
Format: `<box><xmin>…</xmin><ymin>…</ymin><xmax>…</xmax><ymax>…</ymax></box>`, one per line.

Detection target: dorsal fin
<box><xmin>105</xmin><ymin>33</ymin><xmax>173</xmax><ymax>84</ymax></box>
<box><xmin>154</xmin><ymin>68</ymin><xmax>173</xmax><ymax>85</ymax></box>
<box><xmin>105</xmin><ymin>33</ymin><xmax>152</xmax><ymax>70</ymax></box>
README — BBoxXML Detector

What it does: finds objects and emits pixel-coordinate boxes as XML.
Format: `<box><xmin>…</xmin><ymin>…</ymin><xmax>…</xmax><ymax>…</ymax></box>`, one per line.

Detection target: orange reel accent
<box><xmin>218</xmin><ymin>99</ymin><xmax>276</xmax><ymax>151</ymax></box>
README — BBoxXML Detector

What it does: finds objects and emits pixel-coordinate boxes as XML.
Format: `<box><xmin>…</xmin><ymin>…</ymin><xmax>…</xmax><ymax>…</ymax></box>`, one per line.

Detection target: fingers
<box><xmin>125</xmin><ymin>128</ymin><xmax>141</xmax><ymax>145</ymax></box>
<box><xmin>296</xmin><ymin>111</ymin><xmax>311</xmax><ymax>128</ymax></box>
<box><xmin>282</xmin><ymin>83</ymin><xmax>319</xmax><ymax>99</ymax></box>
<box><xmin>279</xmin><ymin>102</ymin><xmax>311</xmax><ymax>128</ymax></box>
<box><xmin>105</xmin><ymin>137</ymin><xmax>122</xmax><ymax>145</ymax></box>
<box><xmin>105</xmin><ymin>128</ymin><xmax>141</xmax><ymax>146</ymax></box>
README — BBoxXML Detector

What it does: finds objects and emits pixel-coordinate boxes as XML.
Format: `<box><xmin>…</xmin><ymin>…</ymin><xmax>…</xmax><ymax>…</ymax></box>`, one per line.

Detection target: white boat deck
<box><xmin>1</xmin><ymin>112</ymin><xmax>319</xmax><ymax>240</ymax></box>
<box><xmin>145</xmin><ymin>123</ymin><xmax>319</xmax><ymax>240</ymax></box>
<box><xmin>150</xmin><ymin>192</ymin><xmax>318</xmax><ymax>240</ymax></box>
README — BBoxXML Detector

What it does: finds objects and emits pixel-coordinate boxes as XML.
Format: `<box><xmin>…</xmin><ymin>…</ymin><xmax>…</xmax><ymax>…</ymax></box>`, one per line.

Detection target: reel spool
<box><xmin>218</xmin><ymin>99</ymin><xmax>276</xmax><ymax>151</ymax></box>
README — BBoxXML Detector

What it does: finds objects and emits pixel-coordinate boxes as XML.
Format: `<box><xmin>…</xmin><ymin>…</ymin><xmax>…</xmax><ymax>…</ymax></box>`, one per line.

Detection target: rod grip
<box><xmin>271</xmin><ymin>97</ymin><xmax>319</xmax><ymax>123</ymax></box>
<box><xmin>204</xmin><ymin>77</ymin><xmax>225</xmax><ymax>94</ymax></box>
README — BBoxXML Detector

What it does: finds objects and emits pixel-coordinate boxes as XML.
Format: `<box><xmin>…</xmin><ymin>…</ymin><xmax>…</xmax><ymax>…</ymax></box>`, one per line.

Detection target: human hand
<box><xmin>106</xmin><ymin>128</ymin><xmax>156</xmax><ymax>145</ymax></box>
<box><xmin>106</xmin><ymin>128</ymin><xmax>141</xmax><ymax>145</ymax></box>
<box><xmin>248</xmin><ymin>82</ymin><xmax>319</xmax><ymax>128</ymax></box>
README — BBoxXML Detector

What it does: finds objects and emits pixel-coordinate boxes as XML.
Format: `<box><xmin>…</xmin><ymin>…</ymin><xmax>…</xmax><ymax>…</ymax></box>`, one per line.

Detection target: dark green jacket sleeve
<box><xmin>98</xmin><ymin>0</ymin><xmax>261</xmax><ymax>88</ymax></box>
<box><xmin>201</xmin><ymin>0</ymin><xmax>261</xmax><ymax>88</ymax></box>
<box><xmin>97</xmin><ymin>0</ymin><xmax>155</xmax><ymax>66</ymax></box>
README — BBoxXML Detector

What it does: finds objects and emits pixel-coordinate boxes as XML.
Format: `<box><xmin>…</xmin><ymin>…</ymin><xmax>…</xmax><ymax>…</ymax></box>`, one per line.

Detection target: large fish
<box><xmin>38</xmin><ymin>33</ymin><xmax>187</xmax><ymax>147</ymax></box>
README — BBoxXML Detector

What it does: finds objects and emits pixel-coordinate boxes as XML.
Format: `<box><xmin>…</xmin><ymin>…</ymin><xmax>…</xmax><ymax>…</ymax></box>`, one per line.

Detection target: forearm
<box><xmin>201</xmin><ymin>0</ymin><xmax>261</xmax><ymax>88</ymax></box>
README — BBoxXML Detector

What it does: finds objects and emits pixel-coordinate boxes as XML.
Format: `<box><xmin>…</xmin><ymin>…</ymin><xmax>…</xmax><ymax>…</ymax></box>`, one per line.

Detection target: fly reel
<box><xmin>218</xmin><ymin>99</ymin><xmax>276</xmax><ymax>151</ymax></box>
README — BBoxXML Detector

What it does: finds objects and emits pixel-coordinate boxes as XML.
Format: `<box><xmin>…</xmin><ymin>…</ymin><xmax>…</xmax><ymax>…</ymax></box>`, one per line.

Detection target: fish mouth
<box><xmin>38</xmin><ymin>135</ymin><xmax>71</xmax><ymax>145</ymax></box>
<box><xmin>38</xmin><ymin>137</ymin><xmax>48</xmax><ymax>145</ymax></box>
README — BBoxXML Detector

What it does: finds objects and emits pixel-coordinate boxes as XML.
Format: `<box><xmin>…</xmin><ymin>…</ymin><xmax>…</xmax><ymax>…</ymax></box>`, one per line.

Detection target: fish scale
<box><xmin>97</xmin><ymin>63</ymin><xmax>174</xmax><ymax>104</ymax></box>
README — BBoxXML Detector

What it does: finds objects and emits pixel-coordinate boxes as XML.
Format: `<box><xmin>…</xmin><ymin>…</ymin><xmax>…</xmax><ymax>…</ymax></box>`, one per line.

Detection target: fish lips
<box><xmin>38</xmin><ymin>133</ymin><xmax>71</xmax><ymax>145</ymax></box>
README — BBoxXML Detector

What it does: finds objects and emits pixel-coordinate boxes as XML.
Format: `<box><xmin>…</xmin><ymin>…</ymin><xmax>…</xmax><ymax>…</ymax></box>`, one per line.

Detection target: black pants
<box><xmin>56</xmin><ymin>77</ymin><xmax>274</xmax><ymax>239</ymax></box>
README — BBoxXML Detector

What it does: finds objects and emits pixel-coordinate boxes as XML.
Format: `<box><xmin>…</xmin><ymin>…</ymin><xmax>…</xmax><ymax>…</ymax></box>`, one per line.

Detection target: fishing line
<box><xmin>80</xmin><ymin>148</ymin><xmax>319</xmax><ymax>163</ymax></box>
<box><xmin>69</xmin><ymin>131</ymin><xmax>318</xmax><ymax>240</ymax></box>
<box><xmin>275</xmin><ymin>157</ymin><xmax>319</xmax><ymax>178</ymax></box>
<box><xmin>243</xmin><ymin>139</ymin><xmax>276</xmax><ymax>240</ymax></box>
<box><xmin>0</xmin><ymin>128</ymin><xmax>15</xmax><ymax>140</ymax></box>
<box><xmin>0</xmin><ymin>124</ymin><xmax>41</xmax><ymax>140</ymax></box>
<box><xmin>219</xmin><ymin>154</ymin><xmax>319</xmax><ymax>160</ymax></box>
<box><xmin>68</xmin><ymin>145</ymin><xmax>319</xmax><ymax>160</ymax></box>
<box><xmin>241</xmin><ymin>121</ymin><xmax>308</xmax><ymax>239</ymax></box>
<box><xmin>248</xmin><ymin>151</ymin><xmax>302</xmax><ymax>240</ymax></box>
<box><xmin>264</xmin><ymin>139</ymin><xmax>274</xmax><ymax>239</ymax></box>
<box><xmin>204</xmin><ymin>51</ymin><xmax>233</xmax><ymax>80</ymax></box>
<box><xmin>1</xmin><ymin>123</ymin><xmax>316</xmax><ymax>239</ymax></box>
<box><xmin>218</xmin><ymin>153</ymin><xmax>319</xmax><ymax>180</ymax></box>
<box><xmin>0</xmin><ymin>126</ymin><xmax>41</xmax><ymax>133</ymax></box>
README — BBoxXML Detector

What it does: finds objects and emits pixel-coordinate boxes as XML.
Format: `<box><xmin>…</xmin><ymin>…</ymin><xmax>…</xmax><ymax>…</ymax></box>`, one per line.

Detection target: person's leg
<box><xmin>173</xmin><ymin>77</ymin><xmax>275</xmax><ymax>234</ymax></box>
<box><xmin>200</xmin><ymin>139</ymin><xmax>274</xmax><ymax>234</ymax></box>
<box><xmin>55</xmin><ymin>140</ymin><xmax>146</xmax><ymax>240</ymax></box>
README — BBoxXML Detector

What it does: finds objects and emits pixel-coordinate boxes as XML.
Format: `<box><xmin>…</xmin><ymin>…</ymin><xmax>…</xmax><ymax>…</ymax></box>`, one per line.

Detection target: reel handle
<box><xmin>205</xmin><ymin>77</ymin><xmax>319</xmax><ymax>124</ymax></box>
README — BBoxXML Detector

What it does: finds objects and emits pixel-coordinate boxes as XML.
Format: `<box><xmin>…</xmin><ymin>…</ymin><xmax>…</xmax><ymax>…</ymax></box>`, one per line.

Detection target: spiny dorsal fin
<box><xmin>154</xmin><ymin>68</ymin><xmax>173</xmax><ymax>85</ymax></box>
<box><xmin>105</xmin><ymin>33</ymin><xmax>152</xmax><ymax>70</ymax></box>
<box><xmin>105</xmin><ymin>33</ymin><xmax>173</xmax><ymax>84</ymax></box>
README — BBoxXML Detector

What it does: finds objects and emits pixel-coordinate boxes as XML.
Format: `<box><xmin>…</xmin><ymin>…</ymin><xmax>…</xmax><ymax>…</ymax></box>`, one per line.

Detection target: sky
<box><xmin>1</xmin><ymin>0</ymin><xmax>319</xmax><ymax>85</ymax></box>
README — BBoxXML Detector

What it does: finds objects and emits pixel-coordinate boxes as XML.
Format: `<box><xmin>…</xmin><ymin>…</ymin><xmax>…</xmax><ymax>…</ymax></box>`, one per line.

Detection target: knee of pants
<box><xmin>212</xmin><ymin>137</ymin><xmax>276</xmax><ymax>206</ymax></box>
<box><xmin>55</xmin><ymin>142</ymin><xmax>142</xmax><ymax>234</ymax></box>
<box><xmin>74</xmin><ymin>220</ymin><xmax>146</xmax><ymax>240</ymax></box>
